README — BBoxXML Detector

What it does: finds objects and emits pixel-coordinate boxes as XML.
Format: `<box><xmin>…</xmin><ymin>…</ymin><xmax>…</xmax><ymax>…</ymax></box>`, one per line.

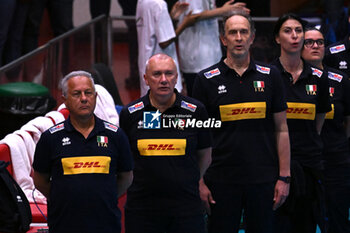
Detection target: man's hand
<box><xmin>273</xmin><ymin>180</ymin><xmax>290</xmax><ymax>210</ymax></box>
<box><xmin>181</xmin><ymin>10</ymin><xmax>200</xmax><ymax>27</ymax></box>
<box><xmin>199</xmin><ymin>178</ymin><xmax>215</xmax><ymax>215</ymax></box>
<box><xmin>171</xmin><ymin>1</ymin><xmax>189</xmax><ymax>20</ymax></box>
<box><xmin>220</xmin><ymin>0</ymin><xmax>250</xmax><ymax>15</ymax></box>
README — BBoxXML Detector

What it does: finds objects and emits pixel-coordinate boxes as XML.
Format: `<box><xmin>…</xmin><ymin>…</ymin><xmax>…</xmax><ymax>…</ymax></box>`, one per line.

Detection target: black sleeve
<box><xmin>192</xmin><ymin>74</ymin><xmax>208</xmax><ymax>107</ymax></box>
<box><xmin>33</xmin><ymin>132</ymin><xmax>52</xmax><ymax>174</ymax></box>
<box><xmin>271</xmin><ymin>66</ymin><xmax>288</xmax><ymax>113</ymax></box>
<box><xmin>323</xmin><ymin>53</ymin><xmax>333</xmax><ymax>68</ymax></box>
<box><xmin>195</xmin><ymin>104</ymin><xmax>213</xmax><ymax>150</ymax></box>
<box><xmin>116</xmin><ymin>127</ymin><xmax>134</xmax><ymax>172</ymax></box>
<box><xmin>343</xmin><ymin>74</ymin><xmax>350</xmax><ymax>116</ymax></box>
<box><xmin>317</xmin><ymin>72</ymin><xmax>332</xmax><ymax>113</ymax></box>
<box><xmin>323</xmin><ymin>50</ymin><xmax>338</xmax><ymax>70</ymax></box>
<box><xmin>119</xmin><ymin>107</ymin><xmax>129</xmax><ymax>134</ymax></box>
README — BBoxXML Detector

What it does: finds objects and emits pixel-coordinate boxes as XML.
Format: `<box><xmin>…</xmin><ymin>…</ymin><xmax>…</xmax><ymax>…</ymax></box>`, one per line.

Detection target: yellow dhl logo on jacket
<box><xmin>219</xmin><ymin>102</ymin><xmax>266</xmax><ymax>121</ymax></box>
<box><xmin>137</xmin><ymin>139</ymin><xmax>186</xmax><ymax>156</ymax></box>
<box><xmin>62</xmin><ymin>156</ymin><xmax>110</xmax><ymax>175</ymax></box>
<box><xmin>219</xmin><ymin>102</ymin><xmax>321</xmax><ymax>121</ymax></box>
<box><xmin>286</xmin><ymin>102</ymin><xmax>315</xmax><ymax>120</ymax></box>
<box><xmin>325</xmin><ymin>104</ymin><xmax>334</xmax><ymax>119</ymax></box>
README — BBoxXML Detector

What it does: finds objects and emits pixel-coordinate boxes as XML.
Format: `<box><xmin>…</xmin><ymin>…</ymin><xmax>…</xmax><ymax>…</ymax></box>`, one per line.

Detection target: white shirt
<box><xmin>178</xmin><ymin>0</ymin><xmax>222</xmax><ymax>73</ymax></box>
<box><xmin>136</xmin><ymin>0</ymin><xmax>183</xmax><ymax>97</ymax></box>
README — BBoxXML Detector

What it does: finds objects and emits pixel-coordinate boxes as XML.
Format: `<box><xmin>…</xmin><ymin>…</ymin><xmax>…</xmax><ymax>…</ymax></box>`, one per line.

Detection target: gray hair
<box><xmin>61</xmin><ymin>70</ymin><xmax>95</xmax><ymax>97</ymax></box>
<box><xmin>221</xmin><ymin>10</ymin><xmax>256</xmax><ymax>36</ymax></box>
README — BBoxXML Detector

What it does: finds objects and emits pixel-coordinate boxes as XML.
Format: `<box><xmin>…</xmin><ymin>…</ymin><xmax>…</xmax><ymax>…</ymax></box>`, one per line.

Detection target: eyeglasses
<box><xmin>304</xmin><ymin>39</ymin><xmax>325</xmax><ymax>48</ymax></box>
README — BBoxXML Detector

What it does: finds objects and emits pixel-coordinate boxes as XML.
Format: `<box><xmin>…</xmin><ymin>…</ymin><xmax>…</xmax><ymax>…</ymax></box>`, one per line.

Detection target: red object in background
<box><xmin>0</xmin><ymin>144</ymin><xmax>12</xmax><ymax>174</ymax></box>
<box><xmin>30</xmin><ymin>204</ymin><xmax>47</xmax><ymax>223</ymax></box>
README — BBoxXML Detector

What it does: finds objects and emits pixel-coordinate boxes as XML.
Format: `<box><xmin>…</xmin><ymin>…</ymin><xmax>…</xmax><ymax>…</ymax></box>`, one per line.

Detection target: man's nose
<box><xmin>160</xmin><ymin>73</ymin><xmax>167</xmax><ymax>82</ymax></box>
<box><xmin>236</xmin><ymin>32</ymin><xmax>242</xmax><ymax>40</ymax></box>
<box><xmin>80</xmin><ymin>92</ymin><xmax>88</xmax><ymax>101</ymax></box>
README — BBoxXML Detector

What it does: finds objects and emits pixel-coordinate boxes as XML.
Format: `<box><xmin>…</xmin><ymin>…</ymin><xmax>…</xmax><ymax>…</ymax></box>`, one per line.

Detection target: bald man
<box><xmin>120</xmin><ymin>53</ymin><xmax>213</xmax><ymax>233</ymax></box>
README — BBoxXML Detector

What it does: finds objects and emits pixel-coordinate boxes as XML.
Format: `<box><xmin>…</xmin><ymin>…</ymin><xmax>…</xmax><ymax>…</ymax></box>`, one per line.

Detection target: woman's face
<box><xmin>275</xmin><ymin>19</ymin><xmax>304</xmax><ymax>54</ymax></box>
<box><xmin>301</xmin><ymin>30</ymin><xmax>325</xmax><ymax>64</ymax></box>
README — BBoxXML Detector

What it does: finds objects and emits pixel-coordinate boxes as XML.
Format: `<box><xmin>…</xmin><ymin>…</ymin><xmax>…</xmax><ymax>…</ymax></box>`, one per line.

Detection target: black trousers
<box><xmin>324</xmin><ymin>161</ymin><xmax>350</xmax><ymax>233</ymax></box>
<box><xmin>125</xmin><ymin>210</ymin><xmax>205</xmax><ymax>233</ymax></box>
<box><xmin>274</xmin><ymin>163</ymin><xmax>326</xmax><ymax>233</ymax></box>
<box><xmin>205</xmin><ymin>179</ymin><xmax>275</xmax><ymax>233</ymax></box>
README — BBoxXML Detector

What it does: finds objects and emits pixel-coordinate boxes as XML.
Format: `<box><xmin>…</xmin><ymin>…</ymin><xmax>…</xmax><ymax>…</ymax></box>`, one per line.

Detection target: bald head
<box><xmin>145</xmin><ymin>54</ymin><xmax>177</xmax><ymax>76</ymax></box>
<box><xmin>143</xmin><ymin>53</ymin><xmax>178</xmax><ymax>98</ymax></box>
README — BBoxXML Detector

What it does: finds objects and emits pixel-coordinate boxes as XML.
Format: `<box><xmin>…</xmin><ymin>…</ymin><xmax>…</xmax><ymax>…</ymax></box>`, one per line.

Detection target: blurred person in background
<box><xmin>302</xmin><ymin>27</ymin><xmax>350</xmax><ymax>233</ymax></box>
<box><xmin>89</xmin><ymin>0</ymin><xmax>140</xmax><ymax>89</ymax></box>
<box><xmin>216</xmin><ymin>0</ymin><xmax>270</xmax><ymax>16</ymax></box>
<box><xmin>320</xmin><ymin>0</ymin><xmax>349</xmax><ymax>46</ymax></box>
<box><xmin>22</xmin><ymin>0</ymin><xmax>73</xmax><ymax>54</ymax></box>
<box><xmin>0</xmin><ymin>0</ymin><xmax>31</xmax><ymax>67</ymax></box>
<box><xmin>136</xmin><ymin>0</ymin><xmax>198</xmax><ymax>97</ymax></box>
<box><xmin>323</xmin><ymin>7</ymin><xmax>350</xmax><ymax>79</ymax></box>
<box><xmin>177</xmin><ymin>0</ymin><xmax>249</xmax><ymax>96</ymax></box>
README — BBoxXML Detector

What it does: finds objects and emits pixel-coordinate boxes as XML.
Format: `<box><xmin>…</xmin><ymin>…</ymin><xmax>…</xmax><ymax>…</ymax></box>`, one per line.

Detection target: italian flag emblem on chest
<box><xmin>253</xmin><ymin>81</ymin><xmax>264</xmax><ymax>88</ymax></box>
<box><xmin>97</xmin><ymin>136</ymin><xmax>108</xmax><ymax>147</ymax></box>
<box><xmin>97</xmin><ymin>136</ymin><xmax>108</xmax><ymax>143</ymax></box>
<box><xmin>306</xmin><ymin>85</ymin><xmax>317</xmax><ymax>95</ymax></box>
<box><xmin>253</xmin><ymin>81</ymin><xmax>265</xmax><ymax>92</ymax></box>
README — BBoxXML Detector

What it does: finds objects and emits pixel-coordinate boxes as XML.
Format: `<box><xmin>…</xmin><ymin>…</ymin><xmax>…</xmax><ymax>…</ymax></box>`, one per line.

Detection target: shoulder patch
<box><xmin>256</xmin><ymin>65</ymin><xmax>270</xmax><ymax>74</ymax></box>
<box><xmin>328</xmin><ymin>71</ymin><xmax>343</xmax><ymax>82</ymax></box>
<box><xmin>104</xmin><ymin>122</ymin><xmax>118</xmax><ymax>132</ymax></box>
<box><xmin>311</xmin><ymin>67</ymin><xmax>323</xmax><ymax>78</ymax></box>
<box><xmin>329</xmin><ymin>44</ymin><xmax>346</xmax><ymax>54</ymax></box>
<box><xmin>204</xmin><ymin>68</ymin><xmax>220</xmax><ymax>79</ymax></box>
<box><xmin>181</xmin><ymin>100</ymin><xmax>197</xmax><ymax>112</ymax></box>
<box><xmin>49</xmin><ymin>123</ymin><xmax>65</xmax><ymax>134</ymax></box>
<box><xmin>128</xmin><ymin>101</ymin><xmax>144</xmax><ymax>113</ymax></box>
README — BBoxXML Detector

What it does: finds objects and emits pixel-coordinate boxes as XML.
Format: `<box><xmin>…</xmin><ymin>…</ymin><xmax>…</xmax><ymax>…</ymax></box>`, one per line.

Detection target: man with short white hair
<box><xmin>33</xmin><ymin>70</ymin><xmax>134</xmax><ymax>233</ymax></box>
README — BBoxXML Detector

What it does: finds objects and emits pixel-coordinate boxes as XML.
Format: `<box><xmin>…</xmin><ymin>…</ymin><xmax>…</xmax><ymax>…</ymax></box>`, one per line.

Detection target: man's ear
<box><xmin>144</xmin><ymin>74</ymin><xmax>149</xmax><ymax>86</ymax></box>
<box><xmin>220</xmin><ymin>34</ymin><xmax>227</xmax><ymax>47</ymax></box>
<box><xmin>249</xmin><ymin>33</ymin><xmax>256</xmax><ymax>46</ymax></box>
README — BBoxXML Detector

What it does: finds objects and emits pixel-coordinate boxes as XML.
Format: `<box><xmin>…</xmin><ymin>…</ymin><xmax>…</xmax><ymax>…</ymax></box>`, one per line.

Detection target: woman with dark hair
<box><xmin>302</xmin><ymin>28</ymin><xmax>350</xmax><ymax>233</ymax></box>
<box><xmin>271</xmin><ymin>13</ymin><xmax>331</xmax><ymax>233</ymax></box>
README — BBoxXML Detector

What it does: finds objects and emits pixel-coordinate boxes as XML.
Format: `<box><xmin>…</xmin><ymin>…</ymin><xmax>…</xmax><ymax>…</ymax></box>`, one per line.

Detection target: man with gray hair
<box><xmin>33</xmin><ymin>71</ymin><xmax>134</xmax><ymax>233</ymax></box>
<box><xmin>193</xmin><ymin>12</ymin><xmax>290</xmax><ymax>233</ymax></box>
